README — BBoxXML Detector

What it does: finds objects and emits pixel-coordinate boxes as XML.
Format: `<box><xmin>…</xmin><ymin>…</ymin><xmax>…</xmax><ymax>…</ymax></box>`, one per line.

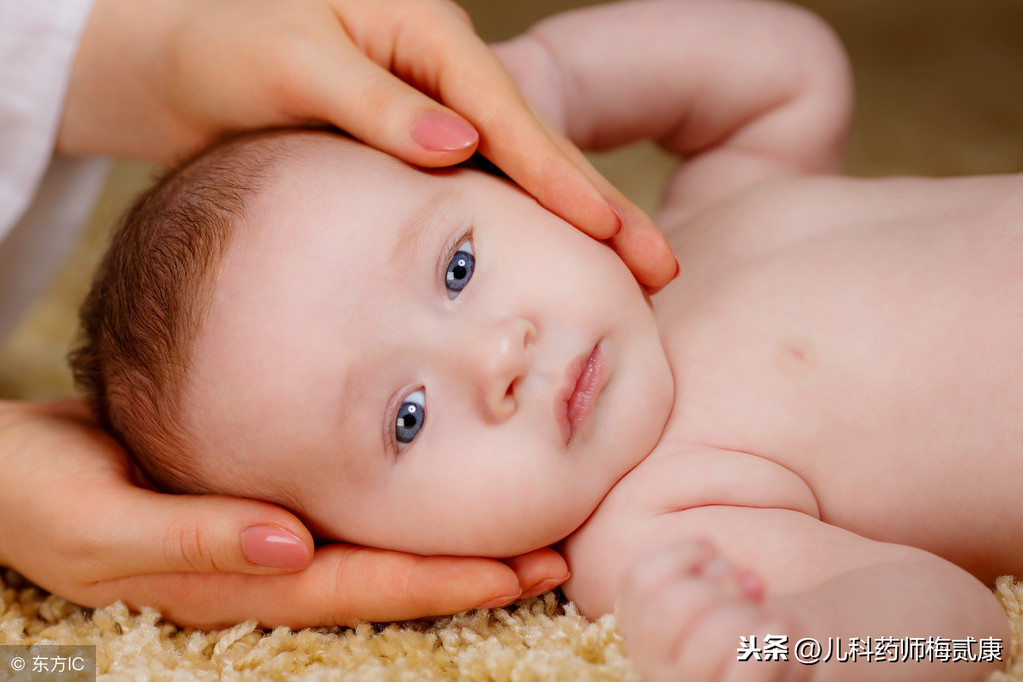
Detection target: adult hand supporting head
<box><xmin>0</xmin><ymin>400</ymin><xmax>567</xmax><ymax>628</ymax></box>
<box><xmin>58</xmin><ymin>0</ymin><xmax>676</xmax><ymax>289</ymax></box>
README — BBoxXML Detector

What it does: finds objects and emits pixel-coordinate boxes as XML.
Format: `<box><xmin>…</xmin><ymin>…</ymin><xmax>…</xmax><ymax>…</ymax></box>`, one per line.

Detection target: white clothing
<box><xmin>0</xmin><ymin>0</ymin><xmax>110</xmax><ymax>341</ymax></box>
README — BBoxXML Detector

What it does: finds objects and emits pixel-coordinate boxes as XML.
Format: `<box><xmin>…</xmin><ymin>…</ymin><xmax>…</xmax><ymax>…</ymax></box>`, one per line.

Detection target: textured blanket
<box><xmin>2</xmin><ymin>569</ymin><xmax>1022</xmax><ymax>680</ymax></box>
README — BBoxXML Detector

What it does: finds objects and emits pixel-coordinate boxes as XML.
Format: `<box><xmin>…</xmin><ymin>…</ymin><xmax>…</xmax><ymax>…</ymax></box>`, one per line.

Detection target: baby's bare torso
<box><xmin>564</xmin><ymin>173</ymin><xmax>1023</xmax><ymax>614</ymax></box>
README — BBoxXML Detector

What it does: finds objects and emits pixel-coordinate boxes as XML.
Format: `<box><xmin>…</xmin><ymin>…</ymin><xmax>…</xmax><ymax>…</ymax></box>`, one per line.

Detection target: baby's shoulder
<box><xmin>561</xmin><ymin>444</ymin><xmax>818</xmax><ymax>616</ymax></box>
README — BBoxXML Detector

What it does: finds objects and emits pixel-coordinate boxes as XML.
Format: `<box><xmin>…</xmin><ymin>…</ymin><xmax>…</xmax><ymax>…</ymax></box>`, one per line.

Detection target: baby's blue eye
<box><xmin>395</xmin><ymin>390</ymin><xmax>426</xmax><ymax>446</ymax></box>
<box><xmin>445</xmin><ymin>242</ymin><xmax>474</xmax><ymax>299</ymax></box>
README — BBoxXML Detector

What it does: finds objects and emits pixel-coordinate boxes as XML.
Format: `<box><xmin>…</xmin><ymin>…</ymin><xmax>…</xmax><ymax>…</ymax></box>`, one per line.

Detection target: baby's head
<box><xmin>72</xmin><ymin>130</ymin><xmax>674</xmax><ymax>557</ymax></box>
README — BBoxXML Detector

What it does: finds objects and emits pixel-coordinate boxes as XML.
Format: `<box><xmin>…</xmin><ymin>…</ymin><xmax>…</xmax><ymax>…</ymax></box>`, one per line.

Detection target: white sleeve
<box><xmin>0</xmin><ymin>0</ymin><xmax>111</xmax><ymax>342</ymax></box>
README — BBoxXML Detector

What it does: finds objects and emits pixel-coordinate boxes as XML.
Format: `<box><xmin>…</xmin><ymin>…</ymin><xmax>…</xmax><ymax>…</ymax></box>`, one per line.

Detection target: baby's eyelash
<box><xmin>385</xmin><ymin>387</ymin><xmax>426</xmax><ymax>456</ymax></box>
<box><xmin>438</xmin><ymin>226</ymin><xmax>474</xmax><ymax>292</ymax></box>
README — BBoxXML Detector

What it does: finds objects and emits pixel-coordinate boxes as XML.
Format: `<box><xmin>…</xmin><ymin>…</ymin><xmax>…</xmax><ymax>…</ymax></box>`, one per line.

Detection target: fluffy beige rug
<box><xmin>2</xmin><ymin>568</ymin><xmax>1023</xmax><ymax>680</ymax></box>
<box><xmin>1</xmin><ymin>569</ymin><xmax>640</xmax><ymax>680</ymax></box>
<box><xmin>4</xmin><ymin>568</ymin><xmax>1023</xmax><ymax>680</ymax></box>
<box><xmin>2</xmin><ymin>1</ymin><xmax>1021</xmax><ymax>676</ymax></box>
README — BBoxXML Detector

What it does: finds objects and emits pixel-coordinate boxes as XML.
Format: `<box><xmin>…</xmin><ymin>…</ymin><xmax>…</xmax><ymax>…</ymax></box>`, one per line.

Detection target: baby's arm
<box><xmin>493</xmin><ymin>0</ymin><xmax>853</xmax><ymax>218</ymax></box>
<box><xmin>612</xmin><ymin>507</ymin><xmax>1008</xmax><ymax>682</ymax></box>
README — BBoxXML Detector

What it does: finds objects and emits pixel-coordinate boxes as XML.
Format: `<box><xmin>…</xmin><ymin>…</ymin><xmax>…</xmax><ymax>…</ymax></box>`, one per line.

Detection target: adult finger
<box><xmin>84</xmin><ymin>487</ymin><xmax>315</xmax><ymax>578</ymax></box>
<box><xmin>539</xmin><ymin>120</ymin><xmax>679</xmax><ymax>290</ymax></box>
<box><xmin>391</xmin><ymin>17</ymin><xmax>678</xmax><ymax>288</ymax></box>
<box><xmin>89</xmin><ymin>544</ymin><xmax>525</xmax><ymax>629</ymax></box>
<box><xmin>606</xmin><ymin>199</ymin><xmax>680</xmax><ymax>293</ymax></box>
<box><xmin>404</xmin><ymin>29</ymin><xmax>621</xmax><ymax>238</ymax></box>
<box><xmin>504</xmin><ymin>547</ymin><xmax>570</xmax><ymax>599</ymax></box>
<box><xmin>329</xmin><ymin>1</ymin><xmax>619</xmax><ymax>234</ymax></box>
<box><xmin>286</xmin><ymin>34</ymin><xmax>481</xmax><ymax>168</ymax></box>
<box><xmin>296</xmin><ymin>40</ymin><xmax>675</xmax><ymax>288</ymax></box>
<box><xmin>3</xmin><ymin>400</ymin><xmax>314</xmax><ymax>577</ymax></box>
<box><xmin>292</xmin><ymin>1</ymin><xmax>676</xmax><ymax>287</ymax></box>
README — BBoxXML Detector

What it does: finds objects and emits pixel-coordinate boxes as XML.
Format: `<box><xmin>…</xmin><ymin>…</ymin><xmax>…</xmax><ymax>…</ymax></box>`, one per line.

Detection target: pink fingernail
<box><xmin>410</xmin><ymin>112</ymin><xmax>478</xmax><ymax>151</ymax></box>
<box><xmin>243</xmin><ymin>526</ymin><xmax>310</xmax><ymax>570</ymax></box>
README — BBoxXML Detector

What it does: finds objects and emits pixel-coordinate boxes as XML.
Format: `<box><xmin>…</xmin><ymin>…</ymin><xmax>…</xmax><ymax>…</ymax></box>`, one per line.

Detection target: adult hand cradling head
<box><xmin>0</xmin><ymin>0</ymin><xmax>681</xmax><ymax>629</ymax></box>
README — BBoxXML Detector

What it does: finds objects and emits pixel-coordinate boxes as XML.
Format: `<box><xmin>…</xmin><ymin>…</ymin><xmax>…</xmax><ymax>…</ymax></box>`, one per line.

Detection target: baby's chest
<box><xmin>646</xmin><ymin>182</ymin><xmax>1023</xmax><ymax>573</ymax></box>
<box><xmin>656</xmin><ymin>174</ymin><xmax>1023</xmax><ymax>470</ymax></box>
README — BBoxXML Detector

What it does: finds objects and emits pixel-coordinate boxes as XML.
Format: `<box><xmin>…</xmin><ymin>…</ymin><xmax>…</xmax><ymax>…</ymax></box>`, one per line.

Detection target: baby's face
<box><xmin>184</xmin><ymin>134</ymin><xmax>673</xmax><ymax>556</ymax></box>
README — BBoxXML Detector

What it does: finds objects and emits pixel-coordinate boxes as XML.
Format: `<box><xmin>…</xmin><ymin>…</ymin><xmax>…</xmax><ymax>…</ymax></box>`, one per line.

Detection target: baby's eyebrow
<box><xmin>389</xmin><ymin>187</ymin><xmax>461</xmax><ymax>269</ymax></box>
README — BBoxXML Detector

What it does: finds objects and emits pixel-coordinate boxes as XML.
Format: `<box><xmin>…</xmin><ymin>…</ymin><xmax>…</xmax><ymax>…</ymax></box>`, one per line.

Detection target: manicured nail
<box><xmin>673</xmin><ymin>256</ymin><xmax>681</xmax><ymax>279</ymax></box>
<box><xmin>243</xmin><ymin>526</ymin><xmax>310</xmax><ymax>570</ymax></box>
<box><xmin>410</xmin><ymin>112</ymin><xmax>478</xmax><ymax>151</ymax></box>
<box><xmin>519</xmin><ymin>575</ymin><xmax>570</xmax><ymax>600</ymax></box>
<box><xmin>476</xmin><ymin>592</ymin><xmax>522</xmax><ymax>610</ymax></box>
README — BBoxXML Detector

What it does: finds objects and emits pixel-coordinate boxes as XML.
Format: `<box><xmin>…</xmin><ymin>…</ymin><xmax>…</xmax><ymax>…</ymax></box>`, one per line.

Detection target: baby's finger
<box><xmin>620</xmin><ymin>562</ymin><xmax>725</xmax><ymax>680</ymax></box>
<box><xmin>619</xmin><ymin>541</ymin><xmax>763</xmax><ymax>680</ymax></box>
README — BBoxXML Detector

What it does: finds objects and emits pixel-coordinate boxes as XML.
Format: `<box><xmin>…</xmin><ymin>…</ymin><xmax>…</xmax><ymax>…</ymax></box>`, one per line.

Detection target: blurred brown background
<box><xmin>2</xmin><ymin>0</ymin><xmax>1021</xmax><ymax>399</ymax></box>
<box><xmin>460</xmin><ymin>0</ymin><xmax>1023</xmax><ymax>177</ymax></box>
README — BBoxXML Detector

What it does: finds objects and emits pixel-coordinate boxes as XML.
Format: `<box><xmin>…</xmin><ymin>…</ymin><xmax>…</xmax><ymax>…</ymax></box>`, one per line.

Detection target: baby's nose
<box><xmin>466</xmin><ymin>318</ymin><xmax>536</xmax><ymax>419</ymax></box>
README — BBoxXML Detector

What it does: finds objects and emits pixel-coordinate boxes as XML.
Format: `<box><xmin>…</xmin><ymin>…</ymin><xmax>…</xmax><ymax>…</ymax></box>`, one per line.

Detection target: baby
<box><xmin>72</xmin><ymin>1</ymin><xmax>1019</xmax><ymax>680</ymax></box>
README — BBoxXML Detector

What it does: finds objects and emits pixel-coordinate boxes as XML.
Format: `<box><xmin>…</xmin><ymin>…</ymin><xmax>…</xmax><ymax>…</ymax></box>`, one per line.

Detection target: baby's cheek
<box><xmin>472</xmin><ymin>471</ymin><xmax>586</xmax><ymax>555</ymax></box>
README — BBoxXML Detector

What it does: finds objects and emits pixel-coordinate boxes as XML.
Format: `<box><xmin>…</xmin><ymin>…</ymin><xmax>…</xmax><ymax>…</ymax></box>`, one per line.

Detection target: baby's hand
<box><xmin>618</xmin><ymin>540</ymin><xmax>800</xmax><ymax>682</ymax></box>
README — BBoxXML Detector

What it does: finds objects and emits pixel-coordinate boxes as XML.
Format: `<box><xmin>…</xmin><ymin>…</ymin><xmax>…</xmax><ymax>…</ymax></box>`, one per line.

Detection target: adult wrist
<box><xmin>57</xmin><ymin>0</ymin><xmax>202</xmax><ymax>161</ymax></box>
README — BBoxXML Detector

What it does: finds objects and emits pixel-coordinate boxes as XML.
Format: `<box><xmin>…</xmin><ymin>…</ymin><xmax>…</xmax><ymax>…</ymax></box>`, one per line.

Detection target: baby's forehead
<box><xmin>232</xmin><ymin>133</ymin><xmax>408</xmax><ymax>224</ymax></box>
<box><xmin>222</xmin><ymin>132</ymin><xmax>466</xmax><ymax>272</ymax></box>
<box><xmin>265</xmin><ymin>133</ymin><xmax>395</xmax><ymax>186</ymax></box>
<box><xmin>222</xmin><ymin>130</ymin><xmax>513</xmax><ymax>271</ymax></box>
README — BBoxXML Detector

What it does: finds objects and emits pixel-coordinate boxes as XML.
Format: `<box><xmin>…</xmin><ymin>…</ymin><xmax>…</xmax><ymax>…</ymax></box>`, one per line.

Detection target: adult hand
<box><xmin>58</xmin><ymin>0</ymin><xmax>675</xmax><ymax>288</ymax></box>
<box><xmin>0</xmin><ymin>400</ymin><xmax>567</xmax><ymax>628</ymax></box>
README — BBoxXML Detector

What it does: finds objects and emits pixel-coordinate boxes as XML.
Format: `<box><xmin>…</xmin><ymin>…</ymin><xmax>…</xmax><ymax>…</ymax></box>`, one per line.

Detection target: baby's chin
<box><xmin>301</xmin><ymin>502</ymin><xmax>592</xmax><ymax>559</ymax></box>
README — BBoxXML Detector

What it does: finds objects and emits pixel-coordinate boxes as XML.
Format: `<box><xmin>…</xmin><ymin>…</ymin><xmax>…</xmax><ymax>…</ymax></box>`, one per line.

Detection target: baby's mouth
<box><xmin>556</xmin><ymin>342</ymin><xmax>607</xmax><ymax>445</ymax></box>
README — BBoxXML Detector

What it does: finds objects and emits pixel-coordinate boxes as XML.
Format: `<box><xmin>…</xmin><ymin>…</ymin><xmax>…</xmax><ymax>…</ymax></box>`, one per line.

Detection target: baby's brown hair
<box><xmin>70</xmin><ymin>130</ymin><xmax>292</xmax><ymax>493</ymax></box>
